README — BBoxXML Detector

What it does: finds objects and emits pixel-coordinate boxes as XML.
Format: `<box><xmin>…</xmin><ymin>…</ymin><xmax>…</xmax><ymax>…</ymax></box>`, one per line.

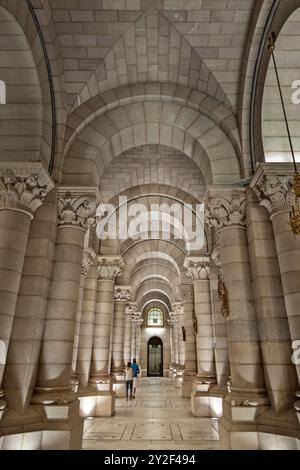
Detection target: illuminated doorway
<box><xmin>147</xmin><ymin>336</ymin><xmax>163</xmax><ymax>377</ymax></box>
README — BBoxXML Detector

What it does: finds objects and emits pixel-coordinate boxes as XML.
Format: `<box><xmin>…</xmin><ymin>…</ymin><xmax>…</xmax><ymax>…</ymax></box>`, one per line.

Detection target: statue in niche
<box><xmin>182</xmin><ymin>325</ymin><xmax>186</xmax><ymax>342</ymax></box>
<box><xmin>218</xmin><ymin>275</ymin><xmax>229</xmax><ymax>318</ymax></box>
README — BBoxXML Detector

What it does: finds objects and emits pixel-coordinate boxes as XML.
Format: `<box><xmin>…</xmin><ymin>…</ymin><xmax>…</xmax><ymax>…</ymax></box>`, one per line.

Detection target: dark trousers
<box><xmin>126</xmin><ymin>380</ymin><xmax>133</xmax><ymax>399</ymax></box>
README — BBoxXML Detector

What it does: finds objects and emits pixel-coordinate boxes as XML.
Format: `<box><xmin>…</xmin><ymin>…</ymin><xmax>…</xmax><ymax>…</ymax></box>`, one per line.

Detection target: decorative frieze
<box><xmin>97</xmin><ymin>256</ymin><xmax>124</xmax><ymax>280</ymax></box>
<box><xmin>57</xmin><ymin>187</ymin><xmax>100</xmax><ymax>228</ymax></box>
<box><xmin>81</xmin><ymin>248</ymin><xmax>96</xmax><ymax>277</ymax></box>
<box><xmin>114</xmin><ymin>285</ymin><xmax>132</xmax><ymax>302</ymax></box>
<box><xmin>125</xmin><ymin>302</ymin><xmax>137</xmax><ymax>315</ymax></box>
<box><xmin>0</xmin><ymin>163</ymin><xmax>54</xmax><ymax>215</ymax></box>
<box><xmin>184</xmin><ymin>257</ymin><xmax>210</xmax><ymax>281</ymax></box>
<box><xmin>205</xmin><ymin>188</ymin><xmax>246</xmax><ymax>230</ymax></box>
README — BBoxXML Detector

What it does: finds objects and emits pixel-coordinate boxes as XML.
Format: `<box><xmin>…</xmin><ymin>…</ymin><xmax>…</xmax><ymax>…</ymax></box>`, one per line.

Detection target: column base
<box><xmin>181</xmin><ymin>371</ymin><xmax>196</xmax><ymax>397</ymax></box>
<box><xmin>191</xmin><ymin>380</ymin><xmax>224</xmax><ymax>417</ymax></box>
<box><xmin>112</xmin><ymin>372</ymin><xmax>126</xmax><ymax>398</ymax></box>
<box><xmin>0</xmin><ymin>400</ymin><xmax>83</xmax><ymax>450</ymax></box>
<box><xmin>175</xmin><ymin>368</ymin><xmax>183</xmax><ymax>389</ymax></box>
<box><xmin>79</xmin><ymin>377</ymin><xmax>115</xmax><ymax>417</ymax></box>
<box><xmin>219</xmin><ymin>393</ymin><xmax>270</xmax><ymax>449</ymax></box>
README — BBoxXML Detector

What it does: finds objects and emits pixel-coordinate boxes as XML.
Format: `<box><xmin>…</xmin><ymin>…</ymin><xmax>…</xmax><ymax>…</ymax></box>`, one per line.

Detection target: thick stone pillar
<box><xmin>247</xmin><ymin>188</ymin><xmax>298</xmax><ymax>413</ymax></box>
<box><xmin>71</xmin><ymin>248</ymin><xmax>96</xmax><ymax>386</ymax></box>
<box><xmin>87</xmin><ymin>256</ymin><xmax>123</xmax><ymax>417</ymax></box>
<box><xmin>173</xmin><ymin>302</ymin><xmax>185</xmax><ymax>388</ymax></box>
<box><xmin>131</xmin><ymin>319</ymin><xmax>137</xmax><ymax>360</ymax></box>
<box><xmin>180</xmin><ymin>285</ymin><xmax>197</xmax><ymax>397</ymax></box>
<box><xmin>111</xmin><ymin>286</ymin><xmax>131</xmax><ymax>397</ymax></box>
<box><xmin>206</xmin><ymin>187</ymin><xmax>268</xmax><ymax>449</ymax></box>
<box><xmin>210</xmin><ymin>248</ymin><xmax>230</xmax><ymax>390</ymax></box>
<box><xmin>124</xmin><ymin>303</ymin><xmax>136</xmax><ymax>364</ymax></box>
<box><xmin>184</xmin><ymin>257</ymin><xmax>219</xmax><ymax>417</ymax></box>
<box><xmin>76</xmin><ymin>258</ymin><xmax>98</xmax><ymax>388</ymax></box>
<box><xmin>0</xmin><ymin>163</ymin><xmax>53</xmax><ymax>420</ymax></box>
<box><xmin>251</xmin><ymin>164</ymin><xmax>300</xmax><ymax>423</ymax></box>
<box><xmin>31</xmin><ymin>187</ymin><xmax>99</xmax><ymax>449</ymax></box>
<box><xmin>135</xmin><ymin>317</ymin><xmax>143</xmax><ymax>364</ymax></box>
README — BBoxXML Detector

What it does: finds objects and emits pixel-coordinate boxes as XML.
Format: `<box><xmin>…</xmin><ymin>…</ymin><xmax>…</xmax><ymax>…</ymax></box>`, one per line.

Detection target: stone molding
<box><xmin>114</xmin><ymin>285</ymin><xmax>132</xmax><ymax>302</ymax></box>
<box><xmin>180</xmin><ymin>285</ymin><xmax>194</xmax><ymax>304</ymax></box>
<box><xmin>81</xmin><ymin>247</ymin><xmax>96</xmax><ymax>277</ymax></box>
<box><xmin>97</xmin><ymin>255</ymin><xmax>124</xmax><ymax>280</ymax></box>
<box><xmin>0</xmin><ymin>163</ymin><xmax>54</xmax><ymax>215</ymax></box>
<box><xmin>205</xmin><ymin>187</ymin><xmax>246</xmax><ymax>230</ymax></box>
<box><xmin>184</xmin><ymin>256</ymin><xmax>210</xmax><ymax>281</ymax></box>
<box><xmin>250</xmin><ymin>164</ymin><xmax>296</xmax><ymax>216</ymax></box>
<box><xmin>57</xmin><ymin>186</ymin><xmax>100</xmax><ymax>228</ymax></box>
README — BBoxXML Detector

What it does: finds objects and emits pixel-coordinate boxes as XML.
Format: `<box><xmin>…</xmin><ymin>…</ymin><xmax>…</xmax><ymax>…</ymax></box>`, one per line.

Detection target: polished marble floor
<box><xmin>82</xmin><ymin>377</ymin><xmax>220</xmax><ymax>450</ymax></box>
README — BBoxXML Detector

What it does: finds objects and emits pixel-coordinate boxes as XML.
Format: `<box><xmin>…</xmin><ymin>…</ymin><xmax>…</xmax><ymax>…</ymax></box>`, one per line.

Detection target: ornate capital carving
<box><xmin>0</xmin><ymin>163</ymin><xmax>54</xmax><ymax>215</ymax></box>
<box><xmin>132</xmin><ymin>311</ymin><xmax>143</xmax><ymax>323</ymax></box>
<box><xmin>168</xmin><ymin>312</ymin><xmax>177</xmax><ymax>323</ymax></box>
<box><xmin>180</xmin><ymin>285</ymin><xmax>194</xmax><ymax>304</ymax></box>
<box><xmin>125</xmin><ymin>302</ymin><xmax>137</xmax><ymax>315</ymax></box>
<box><xmin>58</xmin><ymin>187</ymin><xmax>100</xmax><ymax>228</ymax></box>
<box><xmin>173</xmin><ymin>302</ymin><xmax>183</xmax><ymax>316</ymax></box>
<box><xmin>114</xmin><ymin>285</ymin><xmax>132</xmax><ymax>302</ymax></box>
<box><xmin>97</xmin><ymin>255</ymin><xmax>124</xmax><ymax>280</ymax></box>
<box><xmin>81</xmin><ymin>248</ymin><xmax>96</xmax><ymax>277</ymax></box>
<box><xmin>205</xmin><ymin>188</ymin><xmax>246</xmax><ymax>230</ymax></box>
<box><xmin>251</xmin><ymin>173</ymin><xmax>294</xmax><ymax>216</ymax></box>
<box><xmin>184</xmin><ymin>256</ymin><xmax>210</xmax><ymax>281</ymax></box>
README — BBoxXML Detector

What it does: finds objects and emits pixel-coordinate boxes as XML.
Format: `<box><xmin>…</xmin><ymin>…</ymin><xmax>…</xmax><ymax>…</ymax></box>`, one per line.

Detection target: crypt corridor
<box><xmin>0</xmin><ymin>0</ymin><xmax>300</xmax><ymax>451</ymax></box>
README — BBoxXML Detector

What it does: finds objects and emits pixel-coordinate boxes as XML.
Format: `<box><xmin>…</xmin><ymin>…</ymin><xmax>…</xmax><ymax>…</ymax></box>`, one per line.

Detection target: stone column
<box><xmin>111</xmin><ymin>286</ymin><xmax>131</xmax><ymax>397</ymax></box>
<box><xmin>71</xmin><ymin>248</ymin><xmax>96</xmax><ymax>386</ymax></box>
<box><xmin>251</xmin><ymin>164</ymin><xmax>300</xmax><ymax>421</ymax></box>
<box><xmin>32</xmin><ymin>187</ymin><xmax>99</xmax><ymax>448</ymax></box>
<box><xmin>184</xmin><ymin>257</ymin><xmax>219</xmax><ymax>417</ymax></box>
<box><xmin>168</xmin><ymin>319</ymin><xmax>174</xmax><ymax>376</ymax></box>
<box><xmin>173</xmin><ymin>302</ymin><xmax>185</xmax><ymax>388</ymax></box>
<box><xmin>135</xmin><ymin>317</ymin><xmax>143</xmax><ymax>364</ymax></box>
<box><xmin>171</xmin><ymin>313</ymin><xmax>179</xmax><ymax>367</ymax></box>
<box><xmin>76</xmin><ymin>257</ymin><xmax>98</xmax><ymax>388</ymax></box>
<box><xmin>180</xmin><ymin>285</ymin><xmax>197</xmax><ymax>397</ymax></box>
<box><xmin>210</xmin><ymin>247</ymin><xmax>230</xmax><ymax>391</ymax></box>
<box><xmin>206</xmin><ymin>187</ymin><xmax>268</xmax><ymax>449</ymax></box>
<box><xmin>88</xmin><ymin>256</ymin><xmax>123</xmax><ymax>417</ymax></box>
<box><xmin>124</xmin><ymin>303</ymin><xmax>136</xmax><ymax>364</ymax></box>
<box><xmin>0</xmin><ymin>163</ymin><xmax>53</xmax><ymax>419</ymax></box>
<box><xmin>131</xmin><ymin>319</ymin><xmax>137</xmax><ymax>360</ymax></box>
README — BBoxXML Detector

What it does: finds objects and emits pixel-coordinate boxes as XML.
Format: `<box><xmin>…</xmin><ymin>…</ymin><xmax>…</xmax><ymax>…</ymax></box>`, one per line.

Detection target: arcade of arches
<box><xmin>0</xmin><ymin>0</ymin><xmax>300</xmax><ymax>451</ymax></box>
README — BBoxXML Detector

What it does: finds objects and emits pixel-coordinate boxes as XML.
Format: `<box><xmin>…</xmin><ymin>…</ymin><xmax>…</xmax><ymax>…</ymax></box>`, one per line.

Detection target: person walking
<box><xmin>131</xmin><ymin>358</ymin><xmax>140</xmax><ymax>399</ymax></box>
<box><xmin>125</xmin><ymin>361</ymin><xmax>133</xmax><ymax>401</ymax></box>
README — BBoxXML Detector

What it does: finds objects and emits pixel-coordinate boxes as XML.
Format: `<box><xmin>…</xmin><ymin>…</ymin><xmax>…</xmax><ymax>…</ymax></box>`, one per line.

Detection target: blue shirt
<box><xmin>131</xmin><ymin>363</ymin><xmax>140</xmax><ymax>377</ymax></box>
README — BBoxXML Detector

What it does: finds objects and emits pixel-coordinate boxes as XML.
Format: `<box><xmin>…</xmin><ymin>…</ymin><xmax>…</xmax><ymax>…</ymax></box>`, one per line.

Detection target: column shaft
<box><xmin>3</xmin><ymin>195</ymin><xmax>57</xmax><ymax>411</ymax></box>
<box><xmin>37</xmin><ymin>225</ymin><xmax>85</xmax><ymax>391</ymax></box>
<box><xmin>76</xmin><ymin>264</ymin><xmax>98</xmax><ymax>388</ymax></box>
<box><xmin>111</xmin><ymin>302</ymin><xmax>126</xmax><ymax>373</ymax></box>
<box><xmin>0</xmin><ymin>210</ymin><xmax>31</xmax><ymax>389</ymax></box>
<box><xmin>123</xmin><ymin>313</ymin><xmax>132</xmax><ymax>364</ymax></box>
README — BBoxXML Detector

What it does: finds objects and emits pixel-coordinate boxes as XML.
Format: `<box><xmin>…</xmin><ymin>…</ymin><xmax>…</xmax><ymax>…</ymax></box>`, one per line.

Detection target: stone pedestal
<box><xmin>80</xmin><ymin>377</ymin><xmax>115</xmax><ymax>417</ymax></box>
<box><xmin>191</xmin><ymin>379</ymin><xmax>223</xmax><ymax>418</ymax></box>
<box><xmin>219</xmin><ymin>394</ymin><xmax>269</xmax><ymax>450</ymax></box>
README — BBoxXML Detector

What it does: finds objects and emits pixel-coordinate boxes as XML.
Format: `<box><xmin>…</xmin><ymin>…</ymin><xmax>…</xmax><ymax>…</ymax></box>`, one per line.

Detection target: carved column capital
<box><xmin>132</xmin><ymin>311</ymin><xmax>143</xmax><ymax>324</ymax></box>
<box><xmin>180</xmin><ymin>285</ymin><xmax>194</xmax><ymax>304</ymax></box>
<box><xmin>168</xmin><ymin>311</ymin><xmax>177</xmax><ymax>323</ymax></box>
<box><xmin>125</xmin><ymin>302</ymin><xmax>137</xmax><ymax>315</ymax></box>
<box><xmin>173</xmin><ymin>302</ymin><xmax>183</xmax><ymax>316</ymax></box>
<box><xmin>81</xmin><ymin>248</ymin><xmax>96</xmax><ymax>277</ymax></box>
<box><xmin>114</xmin><ymin>285</ymin><xmax>132</xmax><ymax>302</ymax></box>
<box><xmin>0</xmin><ymin>163</ymin><xmax>54</xmax><ymax>216</ymax></box>
<box><xmin>250</xmin><ymin>164</ymin><xmax>296</xmax><ymax>216</ymax></box>
<box><xmin>57</xmin><ymin>186</ymin><xmax>101</xmax><ymax>228</ymax></box>
<box><xmin>97</xmin><ymin>255</ymin><xmax>124</xmax><ymax>281</ymax></box>
<box><xmin>184</xmin><ymin>256</ymin><xmax>210</xmax><ymax>281</ymax></box>
<box><xmin>205</xmin><ymin>187</ymin><xmax>246</xmax><ymax>230</ymax></box>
